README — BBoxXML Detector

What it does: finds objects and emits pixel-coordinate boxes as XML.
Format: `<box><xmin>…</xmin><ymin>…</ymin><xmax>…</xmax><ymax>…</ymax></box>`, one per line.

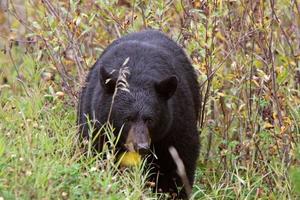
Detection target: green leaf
<box><xmin>0</xmin><ymin>137</ymin><xmax>5</xmax><ymax>157</ymax></box>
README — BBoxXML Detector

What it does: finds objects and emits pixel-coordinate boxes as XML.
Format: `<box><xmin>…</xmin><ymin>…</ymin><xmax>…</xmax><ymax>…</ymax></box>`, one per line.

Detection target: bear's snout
<box><xmin>125</xmin><ymin>121</ymin><xmax>151</xmax><ymax>155</ymax></box>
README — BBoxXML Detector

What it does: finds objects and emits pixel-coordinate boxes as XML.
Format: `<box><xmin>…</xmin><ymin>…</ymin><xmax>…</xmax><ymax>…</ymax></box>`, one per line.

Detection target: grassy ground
<box><xmin>0</xmin><ymin>39</ymin><xmax>299</xmax><ymax>200</ymax></box>
<box><xmin>0</xmin><ymin>1</ymin><xmax>300</xmax><ymax>199</ymax></box>
<box><xmin>0</xmin><ymin>49</ymin><xmax>154</xmax><ymax>199</ymax></box>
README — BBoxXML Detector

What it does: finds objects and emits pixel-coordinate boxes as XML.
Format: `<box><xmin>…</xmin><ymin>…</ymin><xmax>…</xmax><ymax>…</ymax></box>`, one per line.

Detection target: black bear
<box><xmin>77</xmin><ymin>30</ymin><xmax>200</xmax><ymax>197</ymax></box>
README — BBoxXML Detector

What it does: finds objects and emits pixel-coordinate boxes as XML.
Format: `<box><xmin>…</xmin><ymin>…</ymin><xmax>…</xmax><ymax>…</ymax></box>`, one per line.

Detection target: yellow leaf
<box><xmin>289</xmin><ymin>61</ymin><xmax>296</xmax><ymax>66</ymax></box>
<box><xmin>0</xmin><ymin>9</ymin><xmax>6</xmax><ymax>25</ymax></box>
<box><xmin>216</xmin><ymin>31</ymin><xmax>226</xmax><ymax>42</ymax></box>
<box><xmin>193</xmin><ymin>0</ymin><xmax>201</xmax><ymax>9</ymax></box>
<box><xmin>283</xmin><ymin>116</ymin><xmax>292</xmax><ymax>126</ymax></box>
<box><xmin>119</xmin><ymin>152</ymin><xmax>141</xmax><ymax>167</ymax></box>
<box><xmin>251</xmin><ymin>79</ymin><xmax>260</xmax><ymax>87</ymax></box>
<box><xmin>217</xmin><ymin>92</ymin><xmax>226</xmax><ymax>97</ymax></box>
<box><xmin>264</xmin><ymin>122</ymin><xmax>274</xmax><ymax>129</ymax></box>
<box><xmin>280</xmin><ymin>126</ymin><xmax>287</xmax><ymax>134</ymax></box>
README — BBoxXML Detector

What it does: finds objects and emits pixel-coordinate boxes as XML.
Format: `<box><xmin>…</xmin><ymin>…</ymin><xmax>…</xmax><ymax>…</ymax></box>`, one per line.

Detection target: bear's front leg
<box><xmin>155</xmin><ymin>170</ymin><xmax>186</xmax><ymax>199</ymax></box>
<box><xmin>150</xmin><ymin>145</ymin><xmax>189</xmax><ymax>199</ymax></box>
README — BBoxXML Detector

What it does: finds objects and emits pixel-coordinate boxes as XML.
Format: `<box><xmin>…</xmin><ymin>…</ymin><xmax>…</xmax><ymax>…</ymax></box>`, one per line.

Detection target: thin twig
<box><xmin>8</xmin><ymin>47</ymin><xmax>30</xmax><ymax>97</ymax></box>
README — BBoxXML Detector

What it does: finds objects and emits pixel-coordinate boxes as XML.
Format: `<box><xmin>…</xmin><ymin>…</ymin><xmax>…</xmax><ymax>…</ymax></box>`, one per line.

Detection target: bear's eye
<box><xmin>124</xmin><ymin>117</ymin><xmax>133</xmax><ymax>123</ymax></box>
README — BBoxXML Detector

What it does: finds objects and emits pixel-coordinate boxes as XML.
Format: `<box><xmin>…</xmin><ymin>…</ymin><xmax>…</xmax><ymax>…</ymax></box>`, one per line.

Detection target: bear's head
<box><xmin>98</xmin><ymin>65</ymin><xmax>178</xmax><ymax>154</ymax></box>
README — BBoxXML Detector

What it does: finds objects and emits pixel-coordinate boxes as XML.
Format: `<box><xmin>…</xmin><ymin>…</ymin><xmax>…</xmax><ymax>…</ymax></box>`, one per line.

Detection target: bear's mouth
<box><xmin>123</xmin><ymin>121</ymin><xmax>151</xmax><ymax>155</ymax></box>
<box><xmin>123</xmin><ymin>142</ymin><xmax>150</xmax><ymax>156</ymax></box>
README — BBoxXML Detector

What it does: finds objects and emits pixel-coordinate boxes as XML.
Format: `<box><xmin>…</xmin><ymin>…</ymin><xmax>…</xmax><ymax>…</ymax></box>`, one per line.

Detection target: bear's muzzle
<box><xmin>125</xmin><ymin>121</ymin><xmax>151</xmax><ymax>155</ymax></box>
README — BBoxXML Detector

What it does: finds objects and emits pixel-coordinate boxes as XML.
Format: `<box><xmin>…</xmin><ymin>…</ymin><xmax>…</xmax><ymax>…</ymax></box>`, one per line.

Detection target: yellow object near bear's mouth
<box><xmin>119</xmin><ymin>152</ymin><xmax>141</xmax><ymax>167</ymax></box>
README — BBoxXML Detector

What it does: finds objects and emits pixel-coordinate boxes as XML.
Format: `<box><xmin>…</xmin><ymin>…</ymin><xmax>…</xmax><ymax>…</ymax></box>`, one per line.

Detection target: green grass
<box><xmin>0</xmin><ymin>51</ymin><xmax>150</xmax><ymax>199</ymax></box>
<box><xmin>0</xmin><ymin>48</ymin><xmax>298</xmax><ymax>200</ymax></box>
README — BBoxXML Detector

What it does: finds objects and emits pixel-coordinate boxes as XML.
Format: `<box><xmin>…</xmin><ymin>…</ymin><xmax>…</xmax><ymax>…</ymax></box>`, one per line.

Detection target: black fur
<box><xmin>77</xmin><ymin>30</ymin><xmax>200</xmax><ymax>197</ymax></box>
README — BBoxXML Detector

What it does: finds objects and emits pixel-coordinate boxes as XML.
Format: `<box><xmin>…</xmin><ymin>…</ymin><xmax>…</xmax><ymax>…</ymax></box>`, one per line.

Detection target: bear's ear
<box><xmin>99</xmin><ymin>67</ymin><xmax>116</xmax><ymax>94</ymax></box>
<box><xmin>155</xmin><ymin>75</ymin><xmax>178</xmax><ymax>100</ymax></box>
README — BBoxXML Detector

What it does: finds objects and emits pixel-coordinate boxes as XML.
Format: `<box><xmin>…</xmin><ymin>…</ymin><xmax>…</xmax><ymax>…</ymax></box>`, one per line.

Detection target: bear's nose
<box><xmin>135</xmin><ymin>143</ymin><xmax>150</xmax><ymax>155</ymax></box>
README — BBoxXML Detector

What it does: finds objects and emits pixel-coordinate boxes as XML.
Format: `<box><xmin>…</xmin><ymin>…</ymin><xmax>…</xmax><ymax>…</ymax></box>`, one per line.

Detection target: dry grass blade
<box><xmin>169</xmin><ymin>146</ymin><xmax>192</xmax><ymax>198</ymax></box>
